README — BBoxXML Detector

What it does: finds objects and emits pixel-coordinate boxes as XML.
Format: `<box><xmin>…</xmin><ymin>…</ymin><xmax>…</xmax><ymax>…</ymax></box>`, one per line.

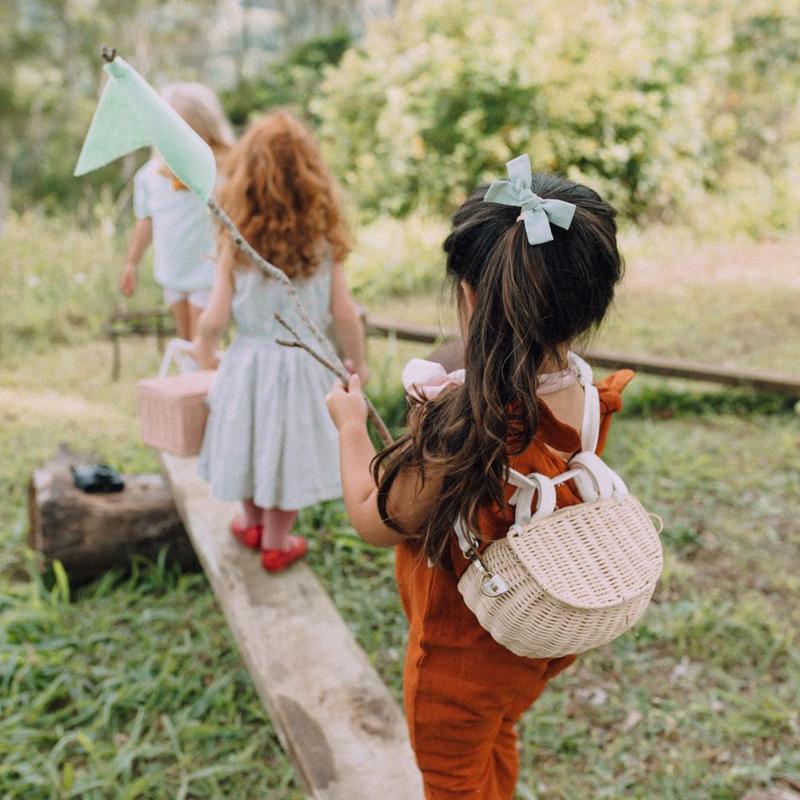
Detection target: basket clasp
<box><xmin>481</xmin><ymin>572</ymin><xmax>509</xmax><ymax>597</ymax></box>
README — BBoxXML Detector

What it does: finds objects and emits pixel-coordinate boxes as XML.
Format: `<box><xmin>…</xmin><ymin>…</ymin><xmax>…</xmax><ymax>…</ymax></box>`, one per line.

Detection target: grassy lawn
<box><xmin>1</xmin><ymin>225</ymin><xmax>799</xmax><ymax>799</ymax></box>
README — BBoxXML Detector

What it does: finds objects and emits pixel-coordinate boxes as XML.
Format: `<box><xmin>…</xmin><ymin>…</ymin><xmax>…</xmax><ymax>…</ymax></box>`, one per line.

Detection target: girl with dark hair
<box><xmin>326</xmin><ymin>155</ymin><xmax>634</xmax><ymax>798</ymax></box>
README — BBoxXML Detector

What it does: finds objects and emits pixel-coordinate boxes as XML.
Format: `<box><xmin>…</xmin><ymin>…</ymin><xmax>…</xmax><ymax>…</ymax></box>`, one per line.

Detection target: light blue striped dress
<box><xmin>197</xmin><ymin>262</ymin><xmax>342</xmax><ymax>510</ymax></box>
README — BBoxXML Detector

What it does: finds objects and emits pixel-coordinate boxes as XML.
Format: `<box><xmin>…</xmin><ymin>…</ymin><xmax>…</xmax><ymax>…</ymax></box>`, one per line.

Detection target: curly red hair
<box><xmin>216</xmin><ymin>110</ymin><xmax>351</xmax><ymax>278</ymax></box>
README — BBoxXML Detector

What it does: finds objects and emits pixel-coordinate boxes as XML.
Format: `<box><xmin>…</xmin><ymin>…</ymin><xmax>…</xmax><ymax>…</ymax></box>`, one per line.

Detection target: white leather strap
<box><xmin>454</xmin><ymin>516</ymin><xmax>479</xmax><ymax>558</ymax></box>
<box><xmin>569</xmin><ymin>452</ymin><xmax>613</xmax><ymax>501</ymax></box>
<box><xmin>159</xmin><ymin>338</ymin><xmax>222</xmax><ymax>377</ymax></box>
<box><xmin>159</xmin><ymin>339</ymin><xmax>193</xmax><ymax>378</ymax></box>
<box><xmin>569</xmin><ymin>352</ymin><xmax>600</xmax><ymax>453</ymax></box>
<box><xmin>508</xmin><ymin>470</ymin><xmax>557</xmax><ymax>526</ymax></box>
<box><xmin>453</xmin><ymin>352</ymin><xmax>618</xmax><ymax>553</ymax></box>
<box><xmin>569</xmin><ymin>451</ymin><xmax>629</xmax><ymax>502</ymax></box>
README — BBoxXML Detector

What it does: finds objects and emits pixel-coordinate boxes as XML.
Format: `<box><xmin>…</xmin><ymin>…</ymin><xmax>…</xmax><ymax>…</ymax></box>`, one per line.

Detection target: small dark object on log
<box><xmin>71</xmin><ymin>464</ymin><xmax>125</xmax><ymax>494</ymax></box>
<box><xmin>29</xmin><ymin>445</ymin><xmax>197</xmax><ymax>583</ymax></box>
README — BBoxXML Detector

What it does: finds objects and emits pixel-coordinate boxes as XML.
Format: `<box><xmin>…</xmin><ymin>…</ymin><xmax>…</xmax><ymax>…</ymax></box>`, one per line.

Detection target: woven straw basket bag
<box><xmin>456</xmin><ymin>354</ymin><xmax>663</xmax><ymax>659</ymax></box>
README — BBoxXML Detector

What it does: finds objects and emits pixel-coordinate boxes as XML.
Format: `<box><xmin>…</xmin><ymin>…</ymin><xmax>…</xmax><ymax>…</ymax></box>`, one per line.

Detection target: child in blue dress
<box><xmin>190</xmin><ymin>111</ymin><xmax>367</xmax><ymax>572</ymax></box>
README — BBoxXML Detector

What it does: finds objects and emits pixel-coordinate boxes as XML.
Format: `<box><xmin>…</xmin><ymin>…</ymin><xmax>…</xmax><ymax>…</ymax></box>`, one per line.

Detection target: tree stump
<box><xmin>28</xmin><ymin>445</ymin><xmax>197</xmax><ymax>582</ymax></box>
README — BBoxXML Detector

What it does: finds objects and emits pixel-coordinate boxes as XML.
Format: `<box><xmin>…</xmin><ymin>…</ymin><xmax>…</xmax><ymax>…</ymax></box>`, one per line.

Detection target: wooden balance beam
<box><xmin>159</xmin><ymin>452</ymin><xmax>423</xmax><ymax>800</ymax></box>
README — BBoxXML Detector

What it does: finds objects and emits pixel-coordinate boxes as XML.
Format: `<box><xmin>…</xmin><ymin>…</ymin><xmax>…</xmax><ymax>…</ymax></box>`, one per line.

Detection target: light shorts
<box><xmin>163</xmin><ymin>287</ymin><xmax>211</xmax><ymax>308</ymax></box>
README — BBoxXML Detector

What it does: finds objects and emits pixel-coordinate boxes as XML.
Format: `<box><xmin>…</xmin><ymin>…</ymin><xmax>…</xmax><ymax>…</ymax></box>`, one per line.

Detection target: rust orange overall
<box><xmin>395</xmin><ymin>371</ymin><xmax>633</xmax><ymax>799</ymax></box>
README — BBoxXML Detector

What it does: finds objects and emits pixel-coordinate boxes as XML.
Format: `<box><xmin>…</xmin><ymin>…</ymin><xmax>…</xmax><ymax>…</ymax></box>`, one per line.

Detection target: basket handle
<box><xmin>159</xmin><ymin>338</ymin><xmax>223</xmax><ymax>378</ymax></box>
<box><xmin>507</xmin><ymin>470</ymin><xmax>557</xmax><ymax>527</ymax></box>
<box><xmin>569</xmin><ymin>451</ymin><xmax>629</xmax><ymax>502</ymax></box>
<box><xmin>159</xmin><ymin>338</ymin><xmax>194</xmax><ymax>378</ymax></box>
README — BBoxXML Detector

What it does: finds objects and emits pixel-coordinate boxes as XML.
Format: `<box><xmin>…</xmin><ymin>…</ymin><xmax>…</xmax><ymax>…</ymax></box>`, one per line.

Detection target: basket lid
<box><xmin>138</xmin><ymin>370</ymin><xmax>216</xmax><ymax>398</ymax></box>
<box><xmin>506</xmin><ymin>495</ymin><xmax>663</xmax><ymax>610</ymax></box>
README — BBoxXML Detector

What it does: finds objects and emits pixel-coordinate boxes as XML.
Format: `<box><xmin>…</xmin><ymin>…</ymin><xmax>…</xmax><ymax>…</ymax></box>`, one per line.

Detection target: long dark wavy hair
<box><xmin>373</xmin><ymin>173</ymin><xmax>624</xmax><ymax>566</ymax></box>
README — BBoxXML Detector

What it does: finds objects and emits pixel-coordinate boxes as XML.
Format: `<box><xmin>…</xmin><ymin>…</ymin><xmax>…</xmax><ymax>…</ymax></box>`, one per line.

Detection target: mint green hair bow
<box><xmin>484</xmin><ymin>154</ymin><xmax>576</xmax><ymax>244</ymax></box>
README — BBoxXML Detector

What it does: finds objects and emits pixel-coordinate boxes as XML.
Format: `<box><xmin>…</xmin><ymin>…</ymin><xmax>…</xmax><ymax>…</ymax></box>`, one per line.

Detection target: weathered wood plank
<box><xmin>159</xmin><ymin>452</ymin><xmax>423</xmax><ymax>800</ymax></box>
<box><xmin>365</xmin><ymin>316</ymin><xmax>800</xmax><ymax>396</ymax></box>
<box><xmin>582</xmin><ymin>348</ymin><xmax>800</xmax><ymax>397</ymax></box>
<box><xmin>365</xmin><ymin>317</ymin><xmax>447</xmax><ymax>344</ymax></box>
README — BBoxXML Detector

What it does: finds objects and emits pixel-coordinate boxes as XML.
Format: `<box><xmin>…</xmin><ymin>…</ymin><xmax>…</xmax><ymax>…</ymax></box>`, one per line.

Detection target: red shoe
<box><xmin>261</xmin><ymin>536</ymin><xmax>308</xmax><ymax>573</ymax></box>
<box><xmin>230</xmin><ymin>517</ymin><xmax>262</xmax><ymax>550</ymax></box>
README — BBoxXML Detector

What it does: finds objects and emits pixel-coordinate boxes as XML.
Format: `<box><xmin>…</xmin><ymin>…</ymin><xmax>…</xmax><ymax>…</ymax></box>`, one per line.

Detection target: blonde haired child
<box><xmin>327</xmin><ymin>157</ymin><xmax>634</xmax><ymax>798</ymax></box>
<box><xmin>120</xmin><ymin>82</ymin><xmax>235</xmax><ymax>339</ymax></box>
<box><xmin>191</xmin><ymin>110</ymin><xmax>367</xmax><ymax>572</ymax></box>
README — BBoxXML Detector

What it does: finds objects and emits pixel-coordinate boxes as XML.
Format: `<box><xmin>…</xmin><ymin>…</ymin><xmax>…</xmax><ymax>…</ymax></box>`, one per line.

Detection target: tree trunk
<box><xmin>28</xmin><ymin>445</ymin><xmax>197</xmax><ymax>583</ymax></box>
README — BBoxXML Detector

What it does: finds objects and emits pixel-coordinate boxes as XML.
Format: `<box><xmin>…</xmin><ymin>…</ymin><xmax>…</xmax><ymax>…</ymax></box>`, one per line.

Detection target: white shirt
<box><xmin>133</xmin><ymin>159</ymin><xmax>215</xmax><ymax>293</ymax></box>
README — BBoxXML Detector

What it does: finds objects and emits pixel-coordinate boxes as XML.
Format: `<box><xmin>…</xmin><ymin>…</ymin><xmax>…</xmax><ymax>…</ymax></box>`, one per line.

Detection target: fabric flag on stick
<box><xmin>74</xmin><ymin>56</ymin><xmax>216</xmax><ymax>200</ymax></box>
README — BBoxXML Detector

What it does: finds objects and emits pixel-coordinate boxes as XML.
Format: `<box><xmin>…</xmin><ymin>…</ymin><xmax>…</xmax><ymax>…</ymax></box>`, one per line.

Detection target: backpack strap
<box><xmin>454</xmin><ymin>516</ymin><xmax>478</xmax><ymax>558</ymax></box>
<box><xmin>454</xmin><ymin>353</ymin><xmax>613</xmax><ymax>557</ymax></box>
<box><xmin>507</xmin><ymin>471</ymin><xmax>557</xmax><ymax>527</ymax></box>
<box><xmin>569</xmin><ymin>352</ymin><xmax>600</xmax><ymax>454</ymax></box>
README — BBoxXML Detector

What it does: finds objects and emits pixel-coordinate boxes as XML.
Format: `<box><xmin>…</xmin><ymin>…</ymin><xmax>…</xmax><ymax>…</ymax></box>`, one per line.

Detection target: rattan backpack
<box><xmin>455</xmin><ymin>353</ymin><xmax>663</xmax><ymax>659</ymax></box>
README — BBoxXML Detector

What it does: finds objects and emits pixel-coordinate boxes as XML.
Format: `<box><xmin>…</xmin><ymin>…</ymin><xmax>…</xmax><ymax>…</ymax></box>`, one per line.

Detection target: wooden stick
<box><xmin>207</xmin><ymin>199</ymin><xmax>338</xmax><ymax>363</ymax></box>
<box><xmin>275</xmin><ymin>315</ymin><xmax>394</xmax><ymax>447</ymax></box>
<box><xmin>208</xmin><ymin>200</ymin><xmax>395</xmax><ymax>443</ymax></box>
<box><xmin>276</xmin><ymin>338</ymin><xmax>342</xmax><ymax>373</ymax></box>
<box><xmin>100</xmin><ymin>50</ymin><xmax>393</xmax><ymax>444</ymax></box>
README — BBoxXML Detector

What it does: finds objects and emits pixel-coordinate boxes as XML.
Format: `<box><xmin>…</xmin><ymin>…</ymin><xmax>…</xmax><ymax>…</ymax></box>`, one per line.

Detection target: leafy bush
<box><xmin>221</xmin><ymin>29</ymin><xmax>352</xmax><ymax>126</ymax></box>
<box><xmin>347</xmin><ymin>214</ymin><xmax>449</xmax><ymax>302</ymax></box>
<box><xmin>314</xmin><ymin>0</ymin><xmax>800</xmax><ymax>225</ymax></box>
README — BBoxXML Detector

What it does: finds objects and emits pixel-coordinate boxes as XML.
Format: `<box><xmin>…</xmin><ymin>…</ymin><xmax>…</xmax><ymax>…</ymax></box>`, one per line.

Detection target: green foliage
<box><xmin>621</xmin><ymin>385</ymin><xmax>797</xmax><ymax>419</ymax></box>
<box><xmin>3</xmin><ymin>0</ymin><xmax>217</xmax><ymax>219</ymax></box>
<box><xmin>347</xmin><ymin>214</ymin><xmax>449</xmax><ymax>303</ymax></box>
<box><xmin>314</xmin><ymin>0</ymin><xmax>800</xmax><ymax>226</ymax></box>
<box><xmin>221</xmin><ymin>29</ymin><xmax>352</xmax><ymax>126</ymax></box>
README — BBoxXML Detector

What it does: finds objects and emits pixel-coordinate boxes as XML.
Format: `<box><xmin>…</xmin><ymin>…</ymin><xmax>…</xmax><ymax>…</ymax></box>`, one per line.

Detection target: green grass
<box><xmin>2</xmin><ymin>221</ymin><xmax>800</xmax><ymax>798</ymax></box>
<box><xmin>2</xmin><ymin>337</ymin><xmax>799</xmax><ymax>799</ymax></box>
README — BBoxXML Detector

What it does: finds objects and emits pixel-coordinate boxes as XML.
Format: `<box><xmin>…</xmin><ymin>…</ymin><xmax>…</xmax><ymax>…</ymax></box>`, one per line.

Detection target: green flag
<box><xmin>74</xmin><ymin>56</ymin><xmax>216</xmax><ymax>200</ymax></box>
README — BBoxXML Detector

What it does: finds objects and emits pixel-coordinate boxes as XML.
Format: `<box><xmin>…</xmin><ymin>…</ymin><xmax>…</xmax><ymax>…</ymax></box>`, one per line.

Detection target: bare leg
<box><xmin>170</xmin><ymin>299</ymin><xmax>191</xmax><ymax>340</ymax></box>
<box><xmin>242</xmin><ymin>498</ymin><xmax>263</xmax><ymax>527</ymax></box>
<box><xmin>187</xmin><ymin>302</ymin><xmax>203</xmax><ymax>340</ymax></box>
<box><xmin>261</xmin><ymin>508</ymin><xmax>299</xmax><ymax>551</ymax></box>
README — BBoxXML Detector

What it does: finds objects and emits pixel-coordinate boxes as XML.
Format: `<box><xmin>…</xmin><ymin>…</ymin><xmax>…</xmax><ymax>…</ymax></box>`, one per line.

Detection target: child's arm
<box><xmin>329</xmin><ymin>262</ymin><xmax>369</xmax><ymax>383</ymax></box>
<box><xmin>326</xmin><ymin>374</ymin><xmax>443</xmax><ymax>547</ymax></box>
<box><xmin>120</xmin><ymin>218</ymin><xmax>152</xmax><ymax>296</ymax></box>
<box><xmin>189</xmin><ymin>257</ymin><xmax>234</xmax><ymax>368</ymax></box>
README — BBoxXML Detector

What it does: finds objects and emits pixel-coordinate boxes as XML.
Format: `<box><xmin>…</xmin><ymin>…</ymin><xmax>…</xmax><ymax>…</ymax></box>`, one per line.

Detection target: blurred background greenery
<box><xmin>2</xmin><ymin>0</ymin><xmax>800</xmax><ymax>351</ymax></box>
<box><xmin>2</xmin><ymin>0</ymin><xmax>799</xmax><ymax>227</ymax></box>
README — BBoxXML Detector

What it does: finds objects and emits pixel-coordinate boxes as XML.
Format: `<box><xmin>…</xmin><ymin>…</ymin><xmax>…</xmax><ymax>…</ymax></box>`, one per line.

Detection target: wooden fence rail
<box><xmin>366</xmin><ymin>316</ymin><xmax>800</xmax><ymax>398</ymax></box>
<box><xmin>103</xmin><ymin>308</ymin><xmax>800</xmax><ymax>397</ymax></box>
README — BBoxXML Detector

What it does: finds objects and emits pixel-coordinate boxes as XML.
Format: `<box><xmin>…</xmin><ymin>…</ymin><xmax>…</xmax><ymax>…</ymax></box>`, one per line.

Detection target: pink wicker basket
<box><xmin>137</xmin><ymin>340</ymin><xmax>217</xmax><ymax>456</ymax></box>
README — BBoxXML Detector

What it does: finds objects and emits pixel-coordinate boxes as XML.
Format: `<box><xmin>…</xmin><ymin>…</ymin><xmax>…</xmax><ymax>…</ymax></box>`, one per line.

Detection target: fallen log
<box><xmin>28</xmin><ymin>445</ymin><xmax>196</xmax><ymax>581</ymax></box>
